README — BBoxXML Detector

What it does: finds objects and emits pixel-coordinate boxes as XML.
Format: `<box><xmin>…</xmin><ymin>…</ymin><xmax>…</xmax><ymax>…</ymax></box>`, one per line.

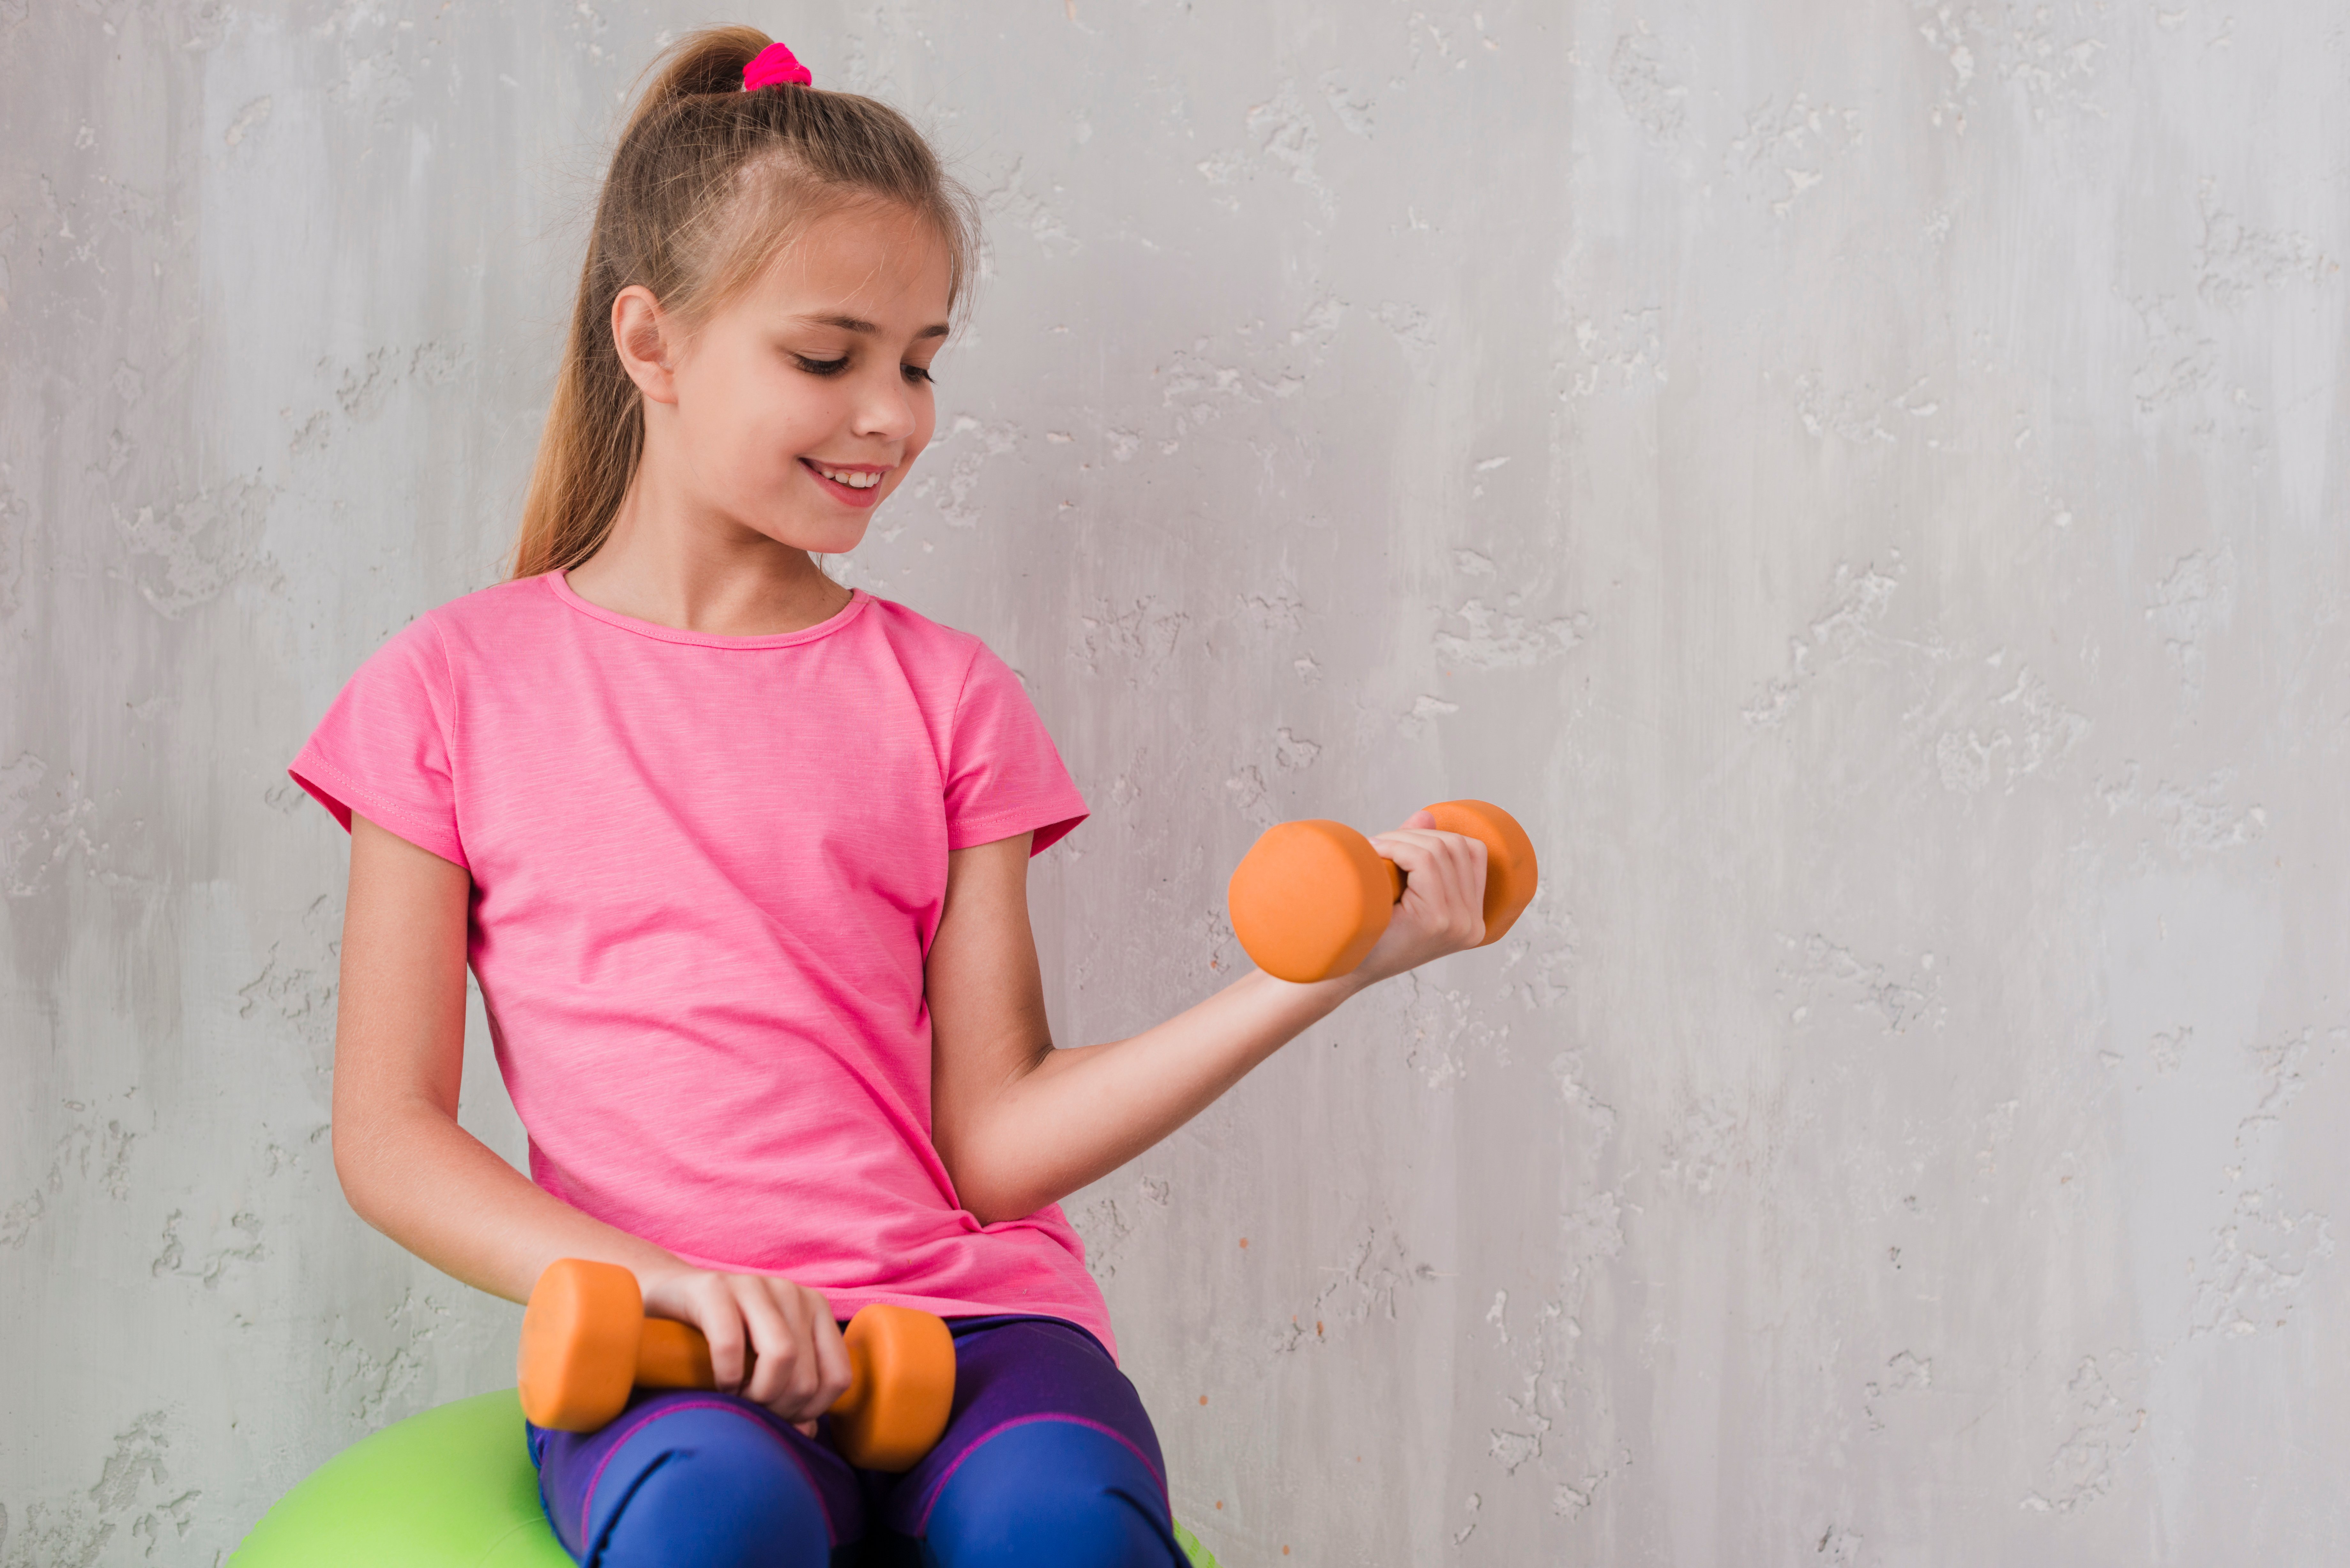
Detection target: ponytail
<box><xmin>511</xmin><ymin>27</ymin><xmax>977</xmax><ymax>580</ymax></box>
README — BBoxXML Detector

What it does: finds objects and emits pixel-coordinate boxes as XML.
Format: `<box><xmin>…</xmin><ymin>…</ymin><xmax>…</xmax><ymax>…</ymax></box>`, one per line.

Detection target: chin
<box><xmin>745</xmin><ymin>509</ymin><xmax>868</xmax><ymax>557</ymax></box>
<box><xmin>800</xmin><ymin>521</ymin><xmax>872</xmax><ymax>557</ymax></box>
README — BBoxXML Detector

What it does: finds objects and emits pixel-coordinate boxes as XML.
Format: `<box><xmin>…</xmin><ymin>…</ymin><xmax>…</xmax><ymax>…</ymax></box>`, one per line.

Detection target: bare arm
<box><xmin>332</xmin><ymin>813</ymin><xmax>850</xmax><ymax>1421</ymax></box>
<box><xmin>929</xmin><ymin>813</ymin><xmax>1488</xmax><ymax>1224</ymax></box>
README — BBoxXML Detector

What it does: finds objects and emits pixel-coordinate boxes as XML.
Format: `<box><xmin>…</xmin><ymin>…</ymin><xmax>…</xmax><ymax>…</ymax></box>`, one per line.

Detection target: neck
<box><xmin>564</xmin><ymin>451</ymin><xmax>851</xmax><ymax>638</ymax></box>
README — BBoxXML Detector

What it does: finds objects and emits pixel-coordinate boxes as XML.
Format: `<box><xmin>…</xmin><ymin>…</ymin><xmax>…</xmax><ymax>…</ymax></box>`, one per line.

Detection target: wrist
<box><xmin>1245</xmin><ymin>959</ymin><xmax>1377</xmax><ymax>1007</ymax></box>
<box><xmin>624</xmin><ymin>1252</ymin><xmax>701</xmax><ymax>1299</ymax></box>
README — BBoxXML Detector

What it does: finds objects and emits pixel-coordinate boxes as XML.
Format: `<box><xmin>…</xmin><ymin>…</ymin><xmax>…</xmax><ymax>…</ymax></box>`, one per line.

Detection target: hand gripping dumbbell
<box><xmin>517</xmin><ymin>1258</ymin><xmax>957</xmax><ymax>1471</ymax></box>
<box><xmin>1226</xmin><ymin>799</ymin><xmax>1539</xmax><ymax>983</ymax></box>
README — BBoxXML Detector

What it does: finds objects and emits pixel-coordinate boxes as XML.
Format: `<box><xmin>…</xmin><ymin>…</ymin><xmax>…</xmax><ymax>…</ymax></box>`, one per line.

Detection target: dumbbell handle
<box><xmin>627</xmin><ymin>1316</ymin><xmax>897</xmax><ymax>1428</ymax></box>
<box><xmin>1356</xmin><ymin>802</ymin><xmax>1535</xmax><ymax>923</ymax></box>
<box><xmin>546</xmin><ymin>1311</ymin><xmax>838</xmax><ymax>1410</ymax></box>
<box><xmin>631</xmin><ymin>1314</ymin><xmax>718</xmax><ymax>1391</ymax></box>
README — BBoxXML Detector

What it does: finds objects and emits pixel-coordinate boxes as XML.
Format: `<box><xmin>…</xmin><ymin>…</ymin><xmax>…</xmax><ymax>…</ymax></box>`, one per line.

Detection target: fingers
<box><xmin>739</xmin><ymin>1278</ymin><xmax>850</xmax><ymax>1425</ymax></box>
<box><xmin>667</xmin><ymin>1271</ymin><xmax>749</xmax><ymax>1393</ymax></box>
<box><xmin>1369</xmin><ymin>824</ymin><xmax>1489</xmax><ymax>952</ymax></box>
<box><xmin>808</xmin><ymin>1308</ymin><xmax>853</xmax><ymax>1416</ymax></box>
<box><xmin>641</xmin><ymin>1271</ymin><xmax>852</xmax><ymax>1427</ymax></box>
<box><xmin>733</xmin><ymin>1274</ymin><xmax>800</xmax><ymax>1406</ymax></box>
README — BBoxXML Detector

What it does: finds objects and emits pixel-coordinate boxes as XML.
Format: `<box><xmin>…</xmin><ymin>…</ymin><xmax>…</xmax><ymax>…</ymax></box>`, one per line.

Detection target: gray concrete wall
<box><xmin>4</xmin><ymin>1</ymin><xmax>2346</xmax><ymax>1563</ymax></box>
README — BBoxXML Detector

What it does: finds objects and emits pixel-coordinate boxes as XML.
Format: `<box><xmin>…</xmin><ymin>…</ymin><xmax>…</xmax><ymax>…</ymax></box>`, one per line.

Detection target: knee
<box><xmin>583</xmin><ymin>1404</ymin><xmax>834</xmax><ymax>1568</ymax></box>
<box><xmin>921</xmin><ymin>1418</ymin><xmax>1179</xmax><ymax>1568</ymax></box>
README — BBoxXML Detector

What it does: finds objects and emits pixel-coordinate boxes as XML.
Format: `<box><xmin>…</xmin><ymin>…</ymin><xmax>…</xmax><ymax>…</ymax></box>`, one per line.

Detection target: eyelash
<box><xmin>792</xmin><ymin>354</ymin><xmax>936</xmax><ymax>386</ymax></box>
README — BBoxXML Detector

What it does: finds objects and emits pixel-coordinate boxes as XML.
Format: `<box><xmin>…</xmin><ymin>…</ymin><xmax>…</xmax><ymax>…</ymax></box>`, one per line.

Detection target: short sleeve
<box><xmin>288</xmin><ymin>615</ymin><xmax>467</xmax><ymax>868</ymax></box>
<box><xmin>943</xmin><ymin>644</ymin><xmax>1088</xmax><ymax>855</ymax></box>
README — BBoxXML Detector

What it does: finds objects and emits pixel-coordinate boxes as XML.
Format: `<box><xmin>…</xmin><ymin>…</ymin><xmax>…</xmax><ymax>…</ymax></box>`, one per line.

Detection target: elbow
<box><xmin>937</xmin><ymin>1050</ymin><xmax>1061</xmax><ymax>1226</ymax></box>
<box><xmin>330</xmin><ymin>1115</ymin><xmax>388</xmax><ymax>1230</ymax></box>
<box><xmin>962</xmin><ymin>1191</ymin><xmax>1026</xmax><ymax>1228</ymax></box>
<box><xmin>942</xmin><ymin>1148</ymin><xmax>1054</xmax><ymax>1228</ymax></box>
<box><xmin>330</xmin><ymin>1090</ymin><xmax>428</xmax><ymax>1235</ymax></box>
<box><xmin>964</xmin><ymin>1194</ymin><xmax>1048</xmax><ymax>1228</ymax></box>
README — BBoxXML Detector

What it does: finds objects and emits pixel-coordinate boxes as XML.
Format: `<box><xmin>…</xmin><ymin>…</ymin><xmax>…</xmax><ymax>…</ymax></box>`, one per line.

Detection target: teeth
<box><xmin>815</xmin><ymin>464</ymin><xmax>883</xmax><ymax>489</ymax></box>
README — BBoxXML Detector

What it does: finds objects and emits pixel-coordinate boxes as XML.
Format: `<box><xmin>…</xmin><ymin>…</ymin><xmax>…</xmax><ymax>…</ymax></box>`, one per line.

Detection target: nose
<box><xmin>849</xmin><ymin>362</ymin><xmax>921</xmax><ymax>445</ymax></box>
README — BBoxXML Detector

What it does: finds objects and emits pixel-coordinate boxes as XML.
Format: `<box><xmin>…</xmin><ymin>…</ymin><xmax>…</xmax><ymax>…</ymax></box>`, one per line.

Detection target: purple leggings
<box><xmin>528</xmin><ymin>1315</ymin><xmax>1186</xmax><ymax>1567</ymax></box>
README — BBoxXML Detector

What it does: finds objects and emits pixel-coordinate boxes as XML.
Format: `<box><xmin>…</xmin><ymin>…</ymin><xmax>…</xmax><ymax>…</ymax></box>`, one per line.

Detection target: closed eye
<box><xmin>903</xmin><ymin>364</ymin><xmax>936</xmax><ymax>386</ymax></box>
<box><xmin>792</xmin><ymin>354</ymin><xmax>850</xmax><ymax>376</ymax></box>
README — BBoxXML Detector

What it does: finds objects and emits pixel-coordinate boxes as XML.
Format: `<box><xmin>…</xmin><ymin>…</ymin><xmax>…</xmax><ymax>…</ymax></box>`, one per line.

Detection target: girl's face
<box><xmin>653</xmin><ymin>201</ymin><xmax>952</xmax><ymax>555</ymax></box>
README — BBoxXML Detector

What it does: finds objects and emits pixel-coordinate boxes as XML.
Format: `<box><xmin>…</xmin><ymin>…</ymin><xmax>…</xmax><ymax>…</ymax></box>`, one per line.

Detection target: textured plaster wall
<box><xmin>4</xmin><ymin>1</ymin><xmax>2347</xmax><ymax>1563</ymax></box>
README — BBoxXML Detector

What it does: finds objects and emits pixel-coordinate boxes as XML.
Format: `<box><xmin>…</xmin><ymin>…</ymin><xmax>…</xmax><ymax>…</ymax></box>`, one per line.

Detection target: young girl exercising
<box><xmin>293</xmin><ymin>27</ymin><xmax>1491</xmax><ymax>1567</ymax></box>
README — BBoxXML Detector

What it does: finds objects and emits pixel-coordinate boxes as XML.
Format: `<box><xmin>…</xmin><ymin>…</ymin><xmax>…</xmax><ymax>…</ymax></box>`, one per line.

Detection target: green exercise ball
<box><xmin>231</xmin><ymin>1390</ymin><xmax>568</xmax><ymax>1567</ymax></box>
<box><xmin>231</xmin><ymin>1387</ymin><xmax>1219</xmax><ymax>1566</ymax></box>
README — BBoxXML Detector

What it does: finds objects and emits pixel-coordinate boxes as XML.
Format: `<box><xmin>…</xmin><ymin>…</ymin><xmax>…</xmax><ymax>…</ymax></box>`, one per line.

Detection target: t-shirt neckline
<box><xmin>546</xmin><ymin>570</ymin><xmax>871</xmax><ymax>649</ymax></box>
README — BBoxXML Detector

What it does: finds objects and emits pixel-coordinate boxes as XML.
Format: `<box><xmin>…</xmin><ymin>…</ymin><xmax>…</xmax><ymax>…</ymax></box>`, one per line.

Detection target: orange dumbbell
<box><xmin>517</xmin><ymin>1258</ymin><xmax>956</xmax><ymax>1471</ymax></box>
<box><xmin>1226</xmin><ymin>799</ymin><xmax>1539</xmax><ymax>984</ymax></box>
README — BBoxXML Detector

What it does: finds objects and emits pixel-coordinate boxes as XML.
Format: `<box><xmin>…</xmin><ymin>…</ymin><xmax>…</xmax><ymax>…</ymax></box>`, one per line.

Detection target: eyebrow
<box><xmin>797</xmin><ymin>312</ymin><xmax>950</xmax><ymax>341</ymax></box>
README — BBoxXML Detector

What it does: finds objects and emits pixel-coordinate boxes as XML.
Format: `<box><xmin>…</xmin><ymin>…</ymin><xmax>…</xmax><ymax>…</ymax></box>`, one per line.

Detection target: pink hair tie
<box><xmin>743</xmin><ymin>41</ymin><xmax>813</xmax><ymax>91</ymax></box>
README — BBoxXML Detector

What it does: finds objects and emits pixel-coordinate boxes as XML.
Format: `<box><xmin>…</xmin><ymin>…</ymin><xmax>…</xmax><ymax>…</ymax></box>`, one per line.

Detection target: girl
<box><xmin>293</xmin><ymin>27</ymin><xmax>1491</xmax><ymax>1568</ymax></box>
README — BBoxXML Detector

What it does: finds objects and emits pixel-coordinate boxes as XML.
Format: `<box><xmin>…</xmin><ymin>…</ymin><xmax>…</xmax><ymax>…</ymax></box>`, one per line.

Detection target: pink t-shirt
<box><xmin>290</xmin><ymin>571</ymin><xmax>1111</xmax><ymax>1353</ymax></box>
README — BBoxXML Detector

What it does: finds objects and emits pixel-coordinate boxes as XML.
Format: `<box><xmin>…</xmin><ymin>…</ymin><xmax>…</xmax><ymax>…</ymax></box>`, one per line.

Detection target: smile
<box><xmin>805</xmin><ymin>460</ymin><xmax>886</xmax><ymax>490</ymax></box>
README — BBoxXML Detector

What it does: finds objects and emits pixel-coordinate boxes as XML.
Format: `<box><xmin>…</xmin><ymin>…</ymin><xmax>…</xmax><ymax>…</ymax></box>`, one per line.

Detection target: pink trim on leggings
<box><xmin>912</xmin><ymin>1414</ymin><xmax>1169</xmax><ymax>1537</ymax></box>
<box><xmin>577</xmin><ymin>1399</ymin><xmax>838</xmax><ymax>1548</ymax></box>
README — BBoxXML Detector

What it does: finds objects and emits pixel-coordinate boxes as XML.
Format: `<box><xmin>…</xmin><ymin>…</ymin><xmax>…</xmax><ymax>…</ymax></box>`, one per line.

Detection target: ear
<box><xmin>611</xmin><ymin>285</ymin><xmax>680</xmax><ymax>405</ymax></box>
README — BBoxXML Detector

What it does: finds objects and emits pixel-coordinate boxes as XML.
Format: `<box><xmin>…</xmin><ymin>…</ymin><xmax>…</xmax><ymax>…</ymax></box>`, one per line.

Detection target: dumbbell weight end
<box><xmin>830</xmin><ymin>1305</ymin><xmax>957</xmax><ymax>1470</ymax></box>
<box><xmin>1226</xmin><ymin>819</ymin><xmax>1400</xmax><ymax>984</ymax></box>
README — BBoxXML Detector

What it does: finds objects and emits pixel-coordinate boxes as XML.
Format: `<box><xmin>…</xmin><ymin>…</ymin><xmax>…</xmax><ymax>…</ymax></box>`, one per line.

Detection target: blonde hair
<box><xmin>510</xmin><ymin>26</ymin><xmax>978</xmax><ymax>580</ymax></box>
